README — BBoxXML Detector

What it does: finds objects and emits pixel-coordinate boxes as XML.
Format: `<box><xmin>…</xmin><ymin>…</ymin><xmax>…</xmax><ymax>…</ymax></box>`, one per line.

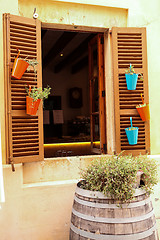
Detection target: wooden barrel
<box><xmin>70</xmin><ymin>182</ymin><xmax>159</xmax><ymax>240</ymax></box>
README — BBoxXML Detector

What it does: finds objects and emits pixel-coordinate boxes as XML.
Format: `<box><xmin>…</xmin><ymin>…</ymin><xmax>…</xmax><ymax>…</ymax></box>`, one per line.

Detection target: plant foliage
<box><xmin>125</xmin><ymin>64</ymin><xmax>135</xmax><ymax>74</ymax></box>
<box><xmin>25</xmin><ymin>86</ymin><xmax>51</xmax><ymax>102</ymax></box>
<box><xmin>26</xmin><ymin>58</ymin><xmax>39</xmax><ymax>73</ymax></box>
<box><xmin>19</xmin><ymin>57</ymin><xmax>39</xmax><ymax>74</ymax></box>
<box><xmin>136</xmin><ymin>103</ymin><xmax>148</xmax><ymax>108</ymax></box>
<box><xmin>80</xmin><ymin>154</ymin><xmax>158</xmax><ymax>203</ymax></box>
<box><xmin>125</xmin><ymin>64</ymin><xmax>144</xmax><ymax>80</ymax></box>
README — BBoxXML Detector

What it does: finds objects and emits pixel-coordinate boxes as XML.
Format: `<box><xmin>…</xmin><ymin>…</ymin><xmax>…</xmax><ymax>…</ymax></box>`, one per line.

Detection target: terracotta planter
<box><xmin>26</xmin><ymin>96</ymin><xmax>41</xmax><ymax>116</ymax></box>
<box><xmin>12</xmin><ymin>58</ymin><xmax>29</xmax><ymax>79</ymax></box>
<box><xmin>136</xmin><ymin>104</ymin><xmax>150</xmax><ymax>121</ymax></box>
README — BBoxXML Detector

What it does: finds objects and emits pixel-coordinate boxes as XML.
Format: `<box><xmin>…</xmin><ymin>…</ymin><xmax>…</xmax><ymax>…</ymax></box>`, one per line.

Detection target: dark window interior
<box><xmin>41</xmin><ymin>29</ymin><xmax>98</xmax><ymax>157</ymax></box>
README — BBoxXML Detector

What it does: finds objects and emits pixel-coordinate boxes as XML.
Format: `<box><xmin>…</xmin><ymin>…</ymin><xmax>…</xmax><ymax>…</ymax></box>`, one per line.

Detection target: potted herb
<box><xmin>70</xmin><ymin>155</ymin><xmax>159</xmax><ymax>239</ymax></box>
<box><xmin>26</xmin><ymin>85</ymin><xmax>51</xmax><ymax>115</ymax></box>
<box><xmin>80</xmin><ymin>154</ymin><xmax>158</xmax><ymax>202</ymax></box>
<box><xmin>125</xmin><ymin>63</ymin><xmax>138</xmax><ymax>90</ymax></box>
<box><xmin>125</xmin><ymin>117</ymin><xmax>138</xmax><ymax>145</ymax></box>
<box><xmin>12</xmin><ymin>50</ymin><xmax>38</xmax><ymax>79</ymax></box>
<box><xmin>136</xmin><ymin>93</ymin><xmax>150</xmax><ymax>121</ymax></box>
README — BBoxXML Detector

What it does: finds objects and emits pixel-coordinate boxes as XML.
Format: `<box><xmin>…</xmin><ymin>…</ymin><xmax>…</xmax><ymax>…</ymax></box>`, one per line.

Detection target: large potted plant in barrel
<box><xmin>26</xmin><ymin>85</ymin><xmax>51</xmax><ymax>116</ymax></box>
<box><xmin>70</xmin><ymin>154</ymin><xmax>159</xmax><ymax>240</ymax></box>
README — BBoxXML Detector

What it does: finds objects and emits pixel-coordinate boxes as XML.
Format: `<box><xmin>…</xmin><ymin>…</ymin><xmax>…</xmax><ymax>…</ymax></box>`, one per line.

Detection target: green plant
<box><xmin>25</xmin><ymin>85</ymin><xmax>51</xmax><ymax>102</ymax></box>
<box><xmin>25</xmin><ymin>58</ymin><xmax>38</xmax><ymax>74</ymax></box>
<box><xmin>80</xmin><ymin>154</ymin><xmax>158</xmax><ymax>203</ymax></box>
<box><xmin>125</xmin><ymin>64</ymin><xmax>135</xmax><ymax>74</ymax></box>
<box><xmin>127</xmin><ymin>126</ymin><xmax>137</xmax><ymax>130</ymax></box>
<box><xmin>136</xmin><ymin>103</ymin><xmax>147</xmax><ymax>108</ymax></box>
<box><xmin>139</xmin><ymin>73</ymin><xmax>144</xmax><ymax>81</ymax></box>
<box><xmin>17</xmin><ymin>57</ymin><xmax>38</xmax><ymax>74</ymax></box>
<box><xmin>125</xmin><ymin>64</ymin><xmax>144</xmax><ymax>81</ymax></box>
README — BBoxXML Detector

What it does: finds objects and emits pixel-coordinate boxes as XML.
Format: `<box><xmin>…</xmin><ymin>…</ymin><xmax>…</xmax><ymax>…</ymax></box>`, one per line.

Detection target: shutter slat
<box><xmin>4</xmin><ymin>13</ymin><xmax>43</xmax><ymax>164</ymax></box>
<box><xmin>11</xmin><ymin>50</ymin><xmax>37</xmax><ymax>57</ymax></box>
<box><xmin>13</xmin><ymin>135</ymin><xmax>39</xmax><ymax>140</ymax></box>
<box><xmin>13</xmin><ymin>139</ymin><xmax>39</xmax><ymax>144</ymax></box>
<box><xmin>13</xmin><ymin>144</ymin><xmax>39</xmax><ymax>150</ymax></box>
<box><xmin>12</xmin><ymin>122</ymin><xmax>38</xmax><ymax>127</ymax></box>
<box><xmin>112</xmin><ymin>27</ymin><xmax>150</xmax><ymax>155</ymax></box>
<box><xmin>10</xmin><ymin>23</ymin><xmax>36</xmax><ymax>32</ymax></box>
<box><xmin>10</xmin><ymin>27</ymin><xmax>36</xmax><ymax>37</ymax></box>
<box><xmin>11</xmin><ymin>38</ymin><xmax>36</xmax><ymax>45</ymax></box>
<box><xmin>13</xmin><ymin>152</ymin><xmax>39</xmax><ymax>157</ymax></box>
<box><xmin>11</xmin><ymin>44</ymin><xmax>36</xmax><ymax>52</ymax></box>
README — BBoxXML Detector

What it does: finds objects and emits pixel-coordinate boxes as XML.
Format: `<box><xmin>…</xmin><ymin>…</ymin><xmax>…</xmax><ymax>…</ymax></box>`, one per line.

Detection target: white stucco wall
<box><xmin>0</xmin><ymin>0</ymin><xmax>160</xmax><ymax>239</ymax></box>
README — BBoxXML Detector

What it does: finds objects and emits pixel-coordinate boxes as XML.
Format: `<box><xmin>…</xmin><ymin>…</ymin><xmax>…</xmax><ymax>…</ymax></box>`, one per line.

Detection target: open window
<box><xmin>3</xmin><ymin>13</ymin><xmax>150</xmax><ymax>164</ymax></box>
<box><xmin>42</xmin><ymin>29</ymin><xmax>106</xmax><ymax>157</ymax></box>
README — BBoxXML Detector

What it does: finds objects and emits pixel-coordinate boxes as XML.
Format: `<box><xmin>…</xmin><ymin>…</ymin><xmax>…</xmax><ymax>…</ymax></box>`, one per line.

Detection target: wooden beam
<box><xmin>54</xmin><ymin>34</ymin><xmax>95</xmax><ymax>73</ymax></box>
<box><xmin>42</xmin><ymin>22</ymin><xmax>108</xmax><ymax>33</ymax></box>
<box><xmin>71</xmin><ymin>50</ymin><xmax>97</xmax><ymax>74</ymax></box>
<box><xmin>43</xmin><ymin>32</ymin><xmax>77</xmax><ymax>68</ymax></box>
<box><xmin>71</xmin><ymin>56</ymin><xmax>88</xmax><ymax>74</ymax></box>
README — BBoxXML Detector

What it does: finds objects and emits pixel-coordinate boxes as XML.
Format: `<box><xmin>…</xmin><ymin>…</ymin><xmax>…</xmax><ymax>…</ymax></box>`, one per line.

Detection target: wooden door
<box><xmin>88</xmin><ymin>34</ymin><xmax>106</xmax><ymax>154</ymax></box>
<box><xmin>3</xmin><ymin>13</ymin><xmax>44</xmax><ymax>164</ymax></box>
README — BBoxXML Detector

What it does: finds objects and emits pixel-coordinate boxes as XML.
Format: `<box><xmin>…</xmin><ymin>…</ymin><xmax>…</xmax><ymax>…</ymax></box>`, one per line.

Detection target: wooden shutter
<box><xmin>3</xmin><ymin>13</ymin><xmax>43</xmax><ymax>164</ymax></box>
<box><xmin>112</xmin><ymin>27</ymin><xmax>150</xmax><ymax>155</ymax></box>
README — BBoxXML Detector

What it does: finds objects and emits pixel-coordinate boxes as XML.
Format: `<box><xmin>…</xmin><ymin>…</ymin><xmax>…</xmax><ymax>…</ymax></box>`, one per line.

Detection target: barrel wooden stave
<box><xmin>70</xmin><ymin>184</ymin><xmax>159</xmax><ymax>240</ymax></box>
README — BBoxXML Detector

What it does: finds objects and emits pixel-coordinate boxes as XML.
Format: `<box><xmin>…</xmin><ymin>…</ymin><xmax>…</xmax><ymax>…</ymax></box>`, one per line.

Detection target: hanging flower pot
<box><xmin>12</xmin><ymin>49</ymin><xmax>39</xmax><ymax>80</ymax></box>
<box><xmin>125</xmin><ymin>73</ymin><xmax>138</xmax><ymax>90</ymax></box>
<box><xmin>125</xmin><ymin>117</ymin><xmax>138</xmax><ymax>145</ymax></box>
<box><xmin>125</xmin><ymin>63</ymin><xmax>138</xmax><ymax>90</ymax></box>
<box><xmin>26</xmin><ymin>96</ymin><xmax>41</xmax><ymax>116</ymax></box>
<box><xmin>136</xmin><ymin>94</ymin><xmax>150</xmax><ymax>121</ymax></box>
<box><xmin>26</xmin><ymin>85</ymin><xmax>51</xmax><ymax>116</ymax></box>
<box><xmin>12</xmin><ymin>50</ymin><xmax>29</xmax><ymax>79</ymax></box>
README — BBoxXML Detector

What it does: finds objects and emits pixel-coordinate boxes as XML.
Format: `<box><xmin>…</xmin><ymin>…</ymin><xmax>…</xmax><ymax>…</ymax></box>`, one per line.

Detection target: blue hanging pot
<box><xmin>125</xmin><ymin>73</ymin><xmax>138</xmax><ymax>90</ymax></box>
<box><xmin>125</xmin><ymin>117</ymin><xmax>138</xmax><ymax>145</ymax></box>
<box><xmin>125</xmin><ymin>127</ymin><xmax>138</xmax><ymax>145</ymax></box>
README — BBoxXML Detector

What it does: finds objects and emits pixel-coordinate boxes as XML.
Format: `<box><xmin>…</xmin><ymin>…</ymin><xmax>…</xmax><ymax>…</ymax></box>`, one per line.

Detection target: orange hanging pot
<box><xmin>26</xmin><ymin>96</ymin><xmax>41</xmax><ymax>116</ymax></box>
<box><xmin>26</xmin><ymin>85</ymin><xmax>51</xmax><ymax>116</ymax></box>
<box><xmin>136</xmin><ymin>104</ymin><xmax>150</xmax><ymax>121</ymax></box>
<box><xmin>12</xmin><ymin>50</ymin><xmax>29</xmax><ymax>79</ymax></box>
<box><xmin>136</xmin><ymin>94</ymin><xmax>150</xmax><ymax>121</ymax></box>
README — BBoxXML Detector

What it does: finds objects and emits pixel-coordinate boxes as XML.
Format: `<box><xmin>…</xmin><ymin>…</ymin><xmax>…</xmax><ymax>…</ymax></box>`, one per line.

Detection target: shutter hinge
<box><xmin>102</xmin><ymin>90</ymin><xmax>105</xmax><ymax>97</ymax></box>
<box><xmin>103</xmin><ymin>143</ymin><xmax>107</xmax><ymax>152</ymax></box>
<box><xmin>101</xmin><ymin>37</ymin><xmax>104</xmax><ymax>44</ymax></box>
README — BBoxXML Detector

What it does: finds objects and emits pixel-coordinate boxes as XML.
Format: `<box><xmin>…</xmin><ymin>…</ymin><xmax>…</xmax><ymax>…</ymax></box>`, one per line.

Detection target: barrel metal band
<box><xmin>74</xmin><ymin>195</ymin><xmax>151</xmax><ymax>209</ymax></box>
<box><xmin>72</xmin><ymin>208</ymin><xmax>154</xmax><ymax>223</ymax></box>
<box><xmin>76</xmin><ymin>186</ymin><xmax>146</xmax><ymax>199</ymax></box>
<box><xmin>70</xmin><ymin>223</ymin><xmax>157</xmax><ymax>240</ymax></box>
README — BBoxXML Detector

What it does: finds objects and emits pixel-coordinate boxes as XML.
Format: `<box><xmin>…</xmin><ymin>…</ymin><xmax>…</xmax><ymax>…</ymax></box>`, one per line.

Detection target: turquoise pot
<box><xmin>125</xmin><ymin>127</ymin><xmax>138</xmax><ymax>145</ymax></box>
<box><xmin>125</xmin><ymin>73</ymin><xmax>138</xmax><ymax>90</ymax></box>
